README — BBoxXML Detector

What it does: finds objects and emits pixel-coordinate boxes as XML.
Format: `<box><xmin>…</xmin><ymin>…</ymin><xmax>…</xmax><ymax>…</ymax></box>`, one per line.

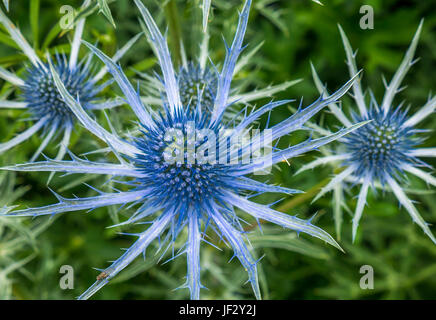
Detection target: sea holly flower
<box><xmin>300</xmin><ymin>22</ymin><xmax>436</xmax><ymax>243</ymax></box>
<box><xmin>2</xmin><ymin>0</ymin><xmax>366</xmax><ymax>299</ymax></box>
<box><xmin>0</xmin><ymin>2</ymin><xmax>139</xmax><ymax>161</ymax></box>
<box><xmin>140</xmin><ymin>3</ymin><xmax>301</xmax><ymax>121</ymax></box>
<box><xmin>177</xmin><ymin>62</ymin><xmax>218</xmax><ymax>109</ymax></box>
<box><xmin>141</xmin><ymin>49</ymin><xmax>299</xmax><ymax>121</ymax></box>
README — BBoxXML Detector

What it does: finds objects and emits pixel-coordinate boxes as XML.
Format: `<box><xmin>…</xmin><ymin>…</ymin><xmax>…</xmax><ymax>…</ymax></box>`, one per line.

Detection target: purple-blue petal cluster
<box><xmin>344</xmin><ymin>105</ymin><xmax>421</xmax><ymax>183</ymax></box>
<box><xmin>22</xmin><ymin>54</ymin><xmax>97</xmax><ymax>127</ymax></box>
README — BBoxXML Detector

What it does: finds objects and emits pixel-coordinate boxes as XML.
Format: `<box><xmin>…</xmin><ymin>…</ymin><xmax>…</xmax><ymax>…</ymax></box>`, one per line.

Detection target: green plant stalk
<box><xmin>277</xmin><ymin>177</ymin><xmax>331</xmax><ymax>212</ymax></box>
<box><xmin>163</xmin><ymin>0</ymin><xmax>182</xmax><ymax>66</ymax></box>
<box><xmin>30</xmin><ymin>0</ymin><xmax>40</xmax><ymax>49</ymax></box>
<box><xmin>277</xmin><ymin>167</ymin><xmax>346</xmax><ymax>212</ymax></box>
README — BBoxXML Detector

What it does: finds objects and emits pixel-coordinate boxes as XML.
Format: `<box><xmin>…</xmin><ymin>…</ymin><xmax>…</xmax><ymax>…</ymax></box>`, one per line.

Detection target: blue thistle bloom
<box><xmin>0</xmin><ymin>4</ymin><xmax>139</xmax><ymax>160</ymax></box>
<box><xmin>22</xmin><ymin>54</ymin><xmax>97</xmax><ymax>127</ymax></box>
<box><xmin>140</xmin><ymin>2</ymin><xmax>301</xmax><ymax>121</ymax></box>
<box><xmin>344</xmin><ymin>106</ymin><xmax>420</xmax><ymax>184</ymax></box>
<box><xmin>177</xmin><ymin>62</ymin><xmax>218</xmax><ymax>112</ymax></box>
<box><xmin>2</xmin><ymin>0</ymin><xmax>366</xmax><ymax>299</ymax></box>
<box><xmin>143</xmin><ymin>55</ymin><xmax>292</xmax><ymax>122</ymax></box>
<box><xmin>132</xmin><ymin>108</ymin><xmax>228</xmax><ymax>206</ymax></box>
<box><xmin>303</xmin><ymin>22</ymin><xmax>436</xmax><ymax>243</ymax></box>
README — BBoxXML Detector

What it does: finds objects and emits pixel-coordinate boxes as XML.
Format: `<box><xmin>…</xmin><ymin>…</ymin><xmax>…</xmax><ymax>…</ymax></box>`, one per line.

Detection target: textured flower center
<box><xmin>344</xmin><ymin>110</ymin><xmax>416</xmax><ymax>179</ymax></box>
<box><xmin>134</xmin><ymin>116</ymin><xmax>231</xmax><ymax>205</ymax></box>
<box><xmin>22</xmin><ymin>56</ymin><xmax>95</xmax><ymax>124</ymax></box>
<box><xmin>178</xmin><ymin>63</ymin><xmax>218</xmax><ymax>112</ymax></box>
<box><xmin>359</xmin><ymin>124</ymin><xmax>398</xmax><ymax>163</ymax></box>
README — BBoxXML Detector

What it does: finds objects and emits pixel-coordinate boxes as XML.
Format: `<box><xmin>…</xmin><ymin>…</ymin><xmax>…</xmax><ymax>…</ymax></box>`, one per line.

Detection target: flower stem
<box><xmin>164</xmin><ymin>0</ymin><xmax>182</xmax><ymax>66</ymax></box>
<box><xmin>277</xmin><ymin>178</ymin><xmax>331</xmax><ymax>212</ymax></box>
<box><xmin>277</xmin><ymin>167</ymin><xmax>346</xmax><ymax>212</ymax></box>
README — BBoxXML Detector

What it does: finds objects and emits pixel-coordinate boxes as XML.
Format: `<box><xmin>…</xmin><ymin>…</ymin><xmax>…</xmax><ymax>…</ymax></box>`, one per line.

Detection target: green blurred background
<box><xmin>0</xmin><ymin>0</ymin><xmax>435</xmax><ymax>299</ymax></box>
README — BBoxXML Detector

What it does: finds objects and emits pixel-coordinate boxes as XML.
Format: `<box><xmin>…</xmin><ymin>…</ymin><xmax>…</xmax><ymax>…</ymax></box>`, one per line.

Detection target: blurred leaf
<box><xmin>97</xmin><ymin>0</ymin><xmax>116</xmax><ymax>28</ymax></box>
<box><xmin>249</xmin><ymin>227</ymin><xmax>330</xmax><ymax>260</ymax></box>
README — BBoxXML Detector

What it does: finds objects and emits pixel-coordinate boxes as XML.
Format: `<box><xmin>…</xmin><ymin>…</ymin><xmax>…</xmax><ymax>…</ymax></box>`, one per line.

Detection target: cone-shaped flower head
<box><xmin>177</xmin><ymin>62</ymin><xmax>218</xmax><ymax>111</ymax></box>
<box><xmin>305</xmin><ymin>22</ymin><xmax>436</xmax><ymax>243</ymax></box>
<box><xmin>22</xmin><ymin>53</ymin><xmax>98</xmax><ymax>127</ymax></box>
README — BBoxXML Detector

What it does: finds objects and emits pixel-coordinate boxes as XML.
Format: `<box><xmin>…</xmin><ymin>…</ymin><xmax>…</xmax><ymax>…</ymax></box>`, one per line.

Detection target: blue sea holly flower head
<box><xmin>301</xmin><ymin>21</ymin><xmax>436</xmax><ymax>243</ymax></box>
<box><xmin>177</xmin><ymin>62</ymin><xmax>218</xmax><ymax>110</ymax></box>
<box><xmin>0</xmin><ymin>0</ymin><xmax>139</xmax><ymax>161</ymax></box>
<box><xmin>3</xmin><ymin>0</ymin><xmax>367</xmax><ymax>299</ymax></box>
<box><xmin>140</xmin><ymin>2</ymin><xmax>301</xmax><ymax>121</ymax></box>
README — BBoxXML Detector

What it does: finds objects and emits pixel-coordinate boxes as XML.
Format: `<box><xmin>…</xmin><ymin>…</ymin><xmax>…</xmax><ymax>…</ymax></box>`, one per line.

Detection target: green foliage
<box><xmin>0</xmin><ymin>171</ymin><xmax>51</xmax><ymax>299</ymax></box>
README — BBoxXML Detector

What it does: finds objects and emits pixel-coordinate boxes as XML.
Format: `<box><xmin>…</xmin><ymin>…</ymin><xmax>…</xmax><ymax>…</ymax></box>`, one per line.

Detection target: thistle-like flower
<box><xmin>0</xmin><ymin>2</ymin><xmax>137</xmax><ymax>161</ymax></box>
<box><xmin>3</xmin><ymin>0</ymin><xmax>366</xmax><ymax>299</ymax></box>
<box><xmin>140</xmin><ymin>2</ymin><xmax>300</xmax><ymax>120</ymax></box>
<box><xmin>177</xmin><ymin>62</ymin><xmax>218</xmax><ymax>110</ymax></box>
<box><xmin>302</xmin><ymin>22</ymin><xmax>436</xmax><ymax>243</ymax></box>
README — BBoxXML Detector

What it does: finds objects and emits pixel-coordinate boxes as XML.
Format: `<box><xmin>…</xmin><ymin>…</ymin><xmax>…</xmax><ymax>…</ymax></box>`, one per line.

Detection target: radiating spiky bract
<box><xmin>2</xmin><ymin>0</ymin><xmax>366</xmax><ymax>299</ymax></box>
<box><xmin>305</xmin><ymin>22</ymin><xmax>436</xmax><ymax>243</ymax></box>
